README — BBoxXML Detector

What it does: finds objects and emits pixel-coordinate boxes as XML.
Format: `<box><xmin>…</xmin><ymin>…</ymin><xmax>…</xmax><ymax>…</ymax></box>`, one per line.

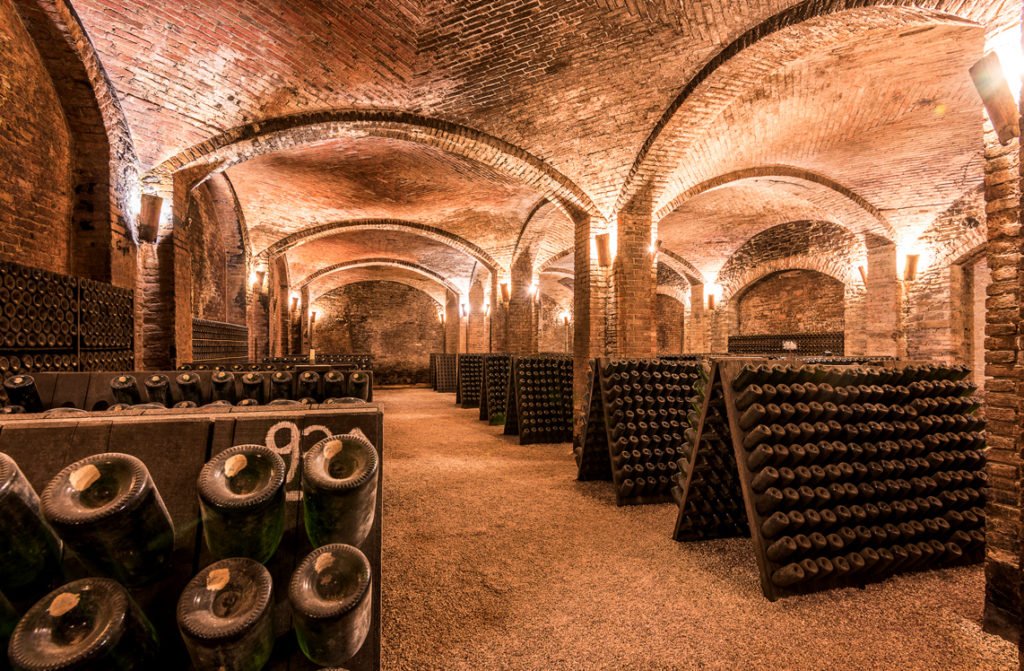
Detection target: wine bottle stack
<box><xmin>457</xmin><ymin>354</ymin><xmax>485</xmax><ymax>408</ymax></box>
<box><xmin>671</xmin><ymin>363</ymin><xmax>749</xmax><ymax>539</ymax></box>
<box><xmin>0</xmin><ymin>263</ymin><xmax>77</xmax><ymax>350</ymax></box>
<box><xmin>429</xmin><ymin>353</ymin><xmax>439</xmax><ymax>390</ymax></box>
<box><xmin>263</xmin><ymin>354</ymin><xmax>374</xmax><ymax>370</ymax></box>
<box><xmin>513</xmin><ymin>354</ymin><xmax>574</xmax><ymax>445</ymax></box>
<box><xmin>727</xmin><ymin>360</ymin><xmax>985</xmax><ymax>598</ymax></box>
<box><xmin>433</xmin><ymin>353</ymin><xmax>457</xmax><ymax>393</ymax></box>
<box><xmin>574</xmin><ymin>361</ymin><xmax>613</xmax><ymax>481</ymax></box>
<box><xmin>79</xmin><ymin>279</ymin><xmax>133</xmax><ymax>350</ymax></box>
<box><xmin>728</xmin><ymin>332</ymin><xmax>845</xmax><ymax>356</ymax></box>
<box><xmin>0</xmin><ymin>353</ymin><xmax>78</xmax><ymax>378</ymax></box>
<box><xmin>191</xmin><ymin>318</ymin><xmax>248</xmax><ymax>363</ymax></box>
<box><xmin>80</xmin><ymin>351</ymin><xmax>134</xmax><ymax>372</ymax></box>
<box><xmin>598</xmin><ymin>358</ymin><xmax>702</xmax><ymax>504</ymax></box>
<box><xmin>482</xmin><ymin>354</ymin><xmax>511</xmax><ymax>424</ymax></box>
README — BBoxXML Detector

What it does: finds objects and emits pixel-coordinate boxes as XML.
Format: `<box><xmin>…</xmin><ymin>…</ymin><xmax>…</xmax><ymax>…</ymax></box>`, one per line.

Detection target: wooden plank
<box><xmin>49</xmin><ymin>372</ymin><xmax>92</xmax><ymax>409</ymax></box>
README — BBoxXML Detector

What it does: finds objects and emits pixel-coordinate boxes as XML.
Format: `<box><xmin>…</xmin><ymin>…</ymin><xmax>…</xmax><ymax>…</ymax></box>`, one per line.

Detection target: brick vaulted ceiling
<box><xmin>65</xmin><ymin>0</ymin><xmax>1019</xmax><ymax>295</ymax></box>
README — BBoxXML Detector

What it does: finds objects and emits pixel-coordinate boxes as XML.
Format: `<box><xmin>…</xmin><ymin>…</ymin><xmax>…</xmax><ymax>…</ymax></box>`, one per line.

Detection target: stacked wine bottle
<box><xmin>191</xmin><ymin>318</ymin><xmax>249</xmax><ymax>363</ymax></box>
<box><xmin>432</xmin><ymin>353</ymin><xmax>457</xmax><ymax>393</ymax></box>
<box><xmin>503</xmin><ymin>355</ymin><xmax>573</xmax><ymax>445</ymax></box>
<box><xmin>480</xmin><ymin>354</ymin><xmax>511</xmax><ymax>424</ymax></box>
<box><xmin>264</xmin><ymin>354</ymin><xmax>373</xmax><ymax>370</ymax></box>
<box><xmin>671</xmin><ymin>361</ymin><xmax>748</xmax><ymax>539</ymax></box>
<box><xmin>595</xmin><ymin>359</ymin><xmax>702</xmax><ymax>505</ymax></box>
<box><xmin>727</xmin><ymin>332</ymin><xmax>844</xmax><ymax>356</ymax></box>
<box><xmin>0</xmin><ymin>429</ymin><xmax>381</xmax><ymax>669</ymax></box>
<box><xmin>456</xmin><ymin>354</ymin><xmax>485</xmax><ymax>409</ymax></box>
<box><xmin>0</xmin><ymin>262</ymin><xmax>77</xmax><ymax>350</ymax></box>
<box><xmin>715</xmin><ymin>359</ymin><xmax>986</xmax><ymax>599</ymax></box>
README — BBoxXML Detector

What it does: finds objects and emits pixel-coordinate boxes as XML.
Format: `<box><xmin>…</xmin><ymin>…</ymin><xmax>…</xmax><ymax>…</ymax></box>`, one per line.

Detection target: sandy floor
<box><xmin>378</xmin><ymin>387</ymin><xmax>1017</xmax><ymax>671</ymax></box>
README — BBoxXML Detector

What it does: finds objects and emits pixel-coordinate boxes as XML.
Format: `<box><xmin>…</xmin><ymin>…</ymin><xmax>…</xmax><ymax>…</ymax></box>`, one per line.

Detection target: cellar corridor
<box><xmin>376</xmin><ymin>387</ymin><xmax>1015</xmax><ymax>671</ymax></box>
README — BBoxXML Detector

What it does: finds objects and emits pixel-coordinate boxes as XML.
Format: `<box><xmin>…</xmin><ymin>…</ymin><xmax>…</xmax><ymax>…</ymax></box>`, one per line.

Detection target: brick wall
<box><xmin>183</xmin><ymin>177</ymin><xmax>248</xmax><ymax>325</ymax></box>
<box><xmin>0</xmin><ymin>0</ymin><xmax>73</xmax><ymax>272</ymax></box>
<box><xmin>656</xmin><ymin>294</ymin><xmax>685</xmax><ymax>354</ymax></box>
<box><xmin>311</xmin><ymin>280</ymin><xmax>443</xmax><ymax>385</ymax></box>
<box><xmin>737</xmin><ymin>269</ymin><xmax>845</xmax><ymax>335</ymax></box>
<box><xmin>538</xmin><ymin>294</ymin><xmax>569</xmax><ymax>353</ymax></box>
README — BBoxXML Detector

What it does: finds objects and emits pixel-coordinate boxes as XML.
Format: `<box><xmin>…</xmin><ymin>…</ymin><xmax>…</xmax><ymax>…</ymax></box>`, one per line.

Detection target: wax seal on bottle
<box><xmin>41</xmin><ymin>453</ymin><xmax>174</xmax><ymax>586</ymax></box>
<box><xmin>289</xmin><ymin>544</ymin><xmax>372</xmax><ymax>665</ymax></box>
<box><xmin>177</xmin><ymin>558</ymin><xmax>274</xmax><ymax>671</ymax></box>
<box><xmin>198</xmin><ymin>445</ymin><xmax>286</xmax><ymax>563</ymax></box>
<box><xmin>302</xmin><ymin>432</ymin><xmax>379</xmax><ymax>548</ymax></box>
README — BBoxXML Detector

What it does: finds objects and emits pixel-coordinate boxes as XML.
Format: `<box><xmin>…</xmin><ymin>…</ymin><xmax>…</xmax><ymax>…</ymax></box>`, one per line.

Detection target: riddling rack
<box><xmin>504</xmin><ymin>354</ymin><xmax>573</xmax><ymax>445</ymax></box>
<box><xmin>674</xmin><ymin>357</ymin><xmax>986</xmax><ymax>600</ymax></box>
<box><xmin>431</xmin><ymin>353</ymin><xmax>457</xmax><ymax>393</ymax></box>
<box><xmin>480</xmin><ymin>354</ymin><xmax>511</xmax><ymax>424</ymax></box>
<box><xmin>456</xmin><ymin>354</ymin><xmax>485</xmax><ymax>408</ymax></box>
<box><xmin>575</xmin><ymin>358</ymin><xmax>703</xmax><ymax>506</ymax></box>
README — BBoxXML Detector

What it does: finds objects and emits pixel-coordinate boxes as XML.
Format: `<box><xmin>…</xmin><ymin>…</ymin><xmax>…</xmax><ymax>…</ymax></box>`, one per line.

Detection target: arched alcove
<box><xmin>735</xmin><ymin>269</ymin><xmax>845</xmax><ymax>336</ymax></box>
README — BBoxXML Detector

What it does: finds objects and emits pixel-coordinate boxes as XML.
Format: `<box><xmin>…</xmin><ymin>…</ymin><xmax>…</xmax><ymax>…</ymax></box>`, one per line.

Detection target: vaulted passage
<box><xmin>1</xmin><ymin>1</ymin><xmax>1023</xmax><ymax>669</ymax></box>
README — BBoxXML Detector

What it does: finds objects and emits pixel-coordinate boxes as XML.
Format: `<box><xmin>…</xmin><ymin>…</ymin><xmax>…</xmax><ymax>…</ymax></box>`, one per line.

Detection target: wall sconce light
<box><xmin>459</xmin><ymin>303</ymin><xmax>468</xmax><ymax>318</ymax></box>
<box><xmin>559</xmin><ymin>310</ymin><xmax>571</xmax><ymax>326</ymax></box>
<box><xmin>438</xmin><ymin>310</ymin><xmax>446</xmax><ymax>325</ymax></box>
<box><xmin>500</xmin><ymin>281</ymin><xmax>510</xmax><ymax>303</ymax></box>
<box><xmin>290</xmin><ymin>295</ymin><xmax>299</xmax><ymax>311</ymax></box>
<box><xmin>704</xmin><ymin>283</ymin><xmax>722</xmax><ymax>311</ymax></box>
<box><xmin>706</xmin><ymin>293</ymin><xmax>716</xmax><ymax>311</ymax></box>
<box><xmin>971</xmin><ymin>52</ymin><xmax>1020</xmax><ymax>145</ymax></box>
<box><xmin>138</xmin><ymin>193</ymin><xmax>163</xmax><ymax>243</ymax></box>
<box><xmin>310</xmin><ymin>310</ymin><xmax>318</xmax><ymax>325</ymax></box>
<box><xmin>903</xmin><ymin>254</ymin><xmax>920</xmax><ymax>282</ymax></box>
<box><xmin>528</xmin><ymin>280</ymin><xmax>539</xmax><ymax>300</ymax></box>
<box><xmin>649</xmin><ymin>239</ymin><xmax>663</xmax><ymax>256</ymax></box>
<box><xmin>857</xmin><ymin>265</ymin><xmax>868</xmax><ymax>285</ymax></box>
<box><xmin>484</xmin><ymin>302</ymin><xmax>491</xmax><ymax>317</ymax></box>
<box><xmin>595</xmin><ymin>233</ymin><xmax>612</xmax><ymax>267</ymax></box>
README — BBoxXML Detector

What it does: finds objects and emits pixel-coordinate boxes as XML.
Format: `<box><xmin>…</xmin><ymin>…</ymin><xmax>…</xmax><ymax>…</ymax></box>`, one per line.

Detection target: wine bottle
<box><xmin>0</xmin><ymin>453</ymin><xmax>63</xmax><ymax>602</ymax></box>
<box><xmin>348</xmin><ymin>373</ymin><xmax>370</xmax><ymax>401</ymax></box>
<box><xmin>110</xmin><ymin>375</ymin><xmax>142</xmax><ymax>405</ymax></box>
<box><xmin>3</xmin><ymin>375</ymin><xmax>43</xmax><ymax>413</ymax></box>
<box><xmin>269</xmin><ymin>371</ymin><xmax>292</xmax><ymax>401</ymax></box>
<box><xmin>241</xmin><ymin>374</ymin><xmax>265</xmax><ymax>404</ymax></box>
<box><xmin>302</xmin><ymin>432</ymin><xmax>380</xmax><ymax>548</ymax></box>
<box><xmin>144</xmin><ymin>374</ymin><xmax>173</xmax><ymax>407</ymax></box>
<box><xmin>177</xmin><ymin>558</ymin><xmax>274</xmax><ymax>671</ymax></box>
<box><xmin>41</xmin><ymin>453</ymin><xmax>175</xmax><ymax>586</ymax></box>
<box><xmin>176</xmin><ymin>373</ymin><xmax>203</xmax><ymax>405</ymax></box>
<box><xmin>198</xmin><ymin>445</ymin><xmax>286</xmax><ymax>564</ymax></box>
<box><xmin>323</xmin><ymin>370</ymin><xmax>347</xmax><ymax>399</ymax></box>
<box><xmin>8</xmin><ymin>577</ymin><xmax>159</xmax><ymax>670</ymax></box>
<box><xmin>289</xmin><ymin>544</ymin><xmax>372</xmax><ymax>666</ymax></box>
<box><xmin>298</xmin><ymin>371</ymin><xmax>321</xmax><ymax>401</ymax></box>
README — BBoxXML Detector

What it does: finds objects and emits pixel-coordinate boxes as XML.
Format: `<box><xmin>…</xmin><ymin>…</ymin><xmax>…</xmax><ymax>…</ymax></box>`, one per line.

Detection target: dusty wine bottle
<box><xmin>302</xmin><ymin>432</ymin><xmax>380</xmax><ymax>548</ymax></box>
<box><xmin>176</xmin><ymin>558</ymin><xmax>274</xmax><ymax>671</ymax></box>
<box><xmin>41</xmin><ymin>453</ymin><xmax>175</xmax><ymax>587</ymax></box>
<box><xmin>198</xmin><ymin>445</ymin><xmax>286</xmax><ymax>564</ymax></box>
<box><xmin>289</xmin><ymin>544</ymin><xmax>372</xmax><ymax>666</ymax></box>
<box><xmin>144</xmin><ymin>374</ymin><xmax>173</xmax><ymax>407</ymax></box>
<box><xmin>3</xmin><ymin>375</ymin><xmax>43</xmax><ymax>413</ymax></box>
<box><xmin>176</xmin><ymin>372</ymin><xmax>203</xmax><ymax>405</ymax></box>
<box><xmin>110</xmin><ymin>375</ymin><xmax>142</xmax><ymax>405</ymax></box>
<box><xmin>241</xmin><ymin>373</ymin><xmax>265</xmax><ymax>404</ymax></box>
<box><xmin>211</xmin><ymin>371</ymin><xmax>236</xmax><ymax>404</ymax></box>
<box><xmin>8</xmin><ymin>577</ymin><xmax>159</xmax><ymax>670</ymax></box>
<box><xmin>348</xmin><ymin>372</ymin><xmax>370</xmax><ymax>401</ymax></box>
<box><xmin>269</xmin><ymin>371</ymin><xmax>292</xmax><ymax>401</ymax></box>
<box><xmin>323</xmin><ymin>370</ymin><xmax>347</xmax><ymax>399</ymax></box>
<box><xmin>0</xmin><ymin>453</ymin><xmax>63</xmax><ymax>602</ymax></box>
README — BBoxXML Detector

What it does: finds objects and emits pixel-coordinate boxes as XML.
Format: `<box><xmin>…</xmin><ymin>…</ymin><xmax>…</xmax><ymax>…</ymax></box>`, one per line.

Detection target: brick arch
<box><xmin>655</xmin><ymin>166</ymin><xmax>895</xmax><ymax>241</ymax></box>
<box><xmin>614</xmin><ymin>0</ymin><xmax>1008</xmax><ymax>215</ymax></box>
<box><xmin>256</xmin><ymin>218</ymin><xmax>499</xmax><ymax>271</ymax></box>
<box><xmin>311</xmin><ymin>274</ymin><xmax>446</xmax><ymax>310</ymax></box>
<box><xmin>513</xmin><ymin>199</ymin><xmax>576</xmax><ymax>275</ymax></box>
<box><xmin>145</xmin><ymin>109</ymin><xmax>600</xmax><ymax>221</ymax></box>
<box><xmin>296</xmin><ymin>258</ymin><xmax>461</xmax><ymax>296</ymax></box>
<box><xmin>13</xmin><ymin>0</ymin><xmax>141</xmax><ymax>279</ymax></box>
<box><xmin>728</xmin><ymin>261</ymin><xmax>853</xmax><ymax>307</ymax></box>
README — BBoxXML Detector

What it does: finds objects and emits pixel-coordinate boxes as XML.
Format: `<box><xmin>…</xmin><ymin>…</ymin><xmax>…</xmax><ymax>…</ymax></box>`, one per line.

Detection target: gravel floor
<box><xmin>378</xmin><ymin>387</ymin><xmax>1017</xmax><ymax>671</ymax></box>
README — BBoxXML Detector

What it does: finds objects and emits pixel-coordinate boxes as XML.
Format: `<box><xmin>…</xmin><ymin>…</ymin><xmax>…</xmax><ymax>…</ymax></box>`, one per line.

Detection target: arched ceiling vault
<box><xmin>308</xmin><ymin>266</ymin><xmax>448</xmax><ymax>307</ymax></box>
<box><xmin>297</xmin><ymin>259</ymin><xmax>460</xmax><ymax>298</ymax></box>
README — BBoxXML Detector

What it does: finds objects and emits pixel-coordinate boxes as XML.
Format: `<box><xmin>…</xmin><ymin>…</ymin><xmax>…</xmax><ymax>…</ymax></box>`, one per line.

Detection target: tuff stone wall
<box><xmin>311</xmin><ymin>280</ymin><xmax>443</xmax><ymax>384</ymax></box>
<box><xmin>0</xmin><ymin>0</ymin><xmax>73</xmax><ymax>271</ymax></box>
<box><xmin>736</xmin><ymin>270</ymin><xmax>845</xmax><ymax>336</ymax></box>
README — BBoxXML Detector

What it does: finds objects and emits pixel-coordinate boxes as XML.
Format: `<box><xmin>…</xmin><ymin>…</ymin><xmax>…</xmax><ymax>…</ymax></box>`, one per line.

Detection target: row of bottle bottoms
<box><xmin>1</xmin><ymin>370</ymin><xmax>371</xmax><ymax>413</ymax></box>
<box><xmin>0</xmin><ymin>432</ymin><xmax>380</xmax><ymax>667</ymax></box>
<box><xmin>731</xmin><ymin>363</ymin><xmax>971</xmax><ymax>389</ymax></box>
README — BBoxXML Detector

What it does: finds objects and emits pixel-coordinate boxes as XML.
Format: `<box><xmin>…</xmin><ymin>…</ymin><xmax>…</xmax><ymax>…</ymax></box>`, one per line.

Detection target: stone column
<box><xmin>614</xmin><ymin>209</ymin><xmax>657</xmax><ymax>358</ymax></box>
<box><xmin>572</xmin><ymin>212</ymin><xmax>611</xmax><ymax>443</ymax></box>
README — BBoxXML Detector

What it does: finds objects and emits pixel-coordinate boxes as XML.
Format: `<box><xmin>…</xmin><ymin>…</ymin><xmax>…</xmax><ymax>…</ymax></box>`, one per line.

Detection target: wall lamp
<box><xmin>459</xmin><ymin>303</ymin><xmax>468</xmax><ymax>318</ymax></box>
<box><xmin>500</xmin><ymin>281</ymin><xmax>510</xmax><ymax>303</ymax></box>
<box><xmin>971</xmin><ymin>52</ymin><xmax>1020</xmax><ymax>145</ymax></box>
<box><xmin>559</xmin><ymin>310</ymin><xmax>572</xmax><ymax>326</ymax></box>
<box><xmin>857</xmin><ymin>265</ymin><xmax>868</xmax><ymax>285</ymax></box>
<box><xmin>903</xmin><ymin>254</ymin><xmax>920</xmax><ymax>282</ymax></box>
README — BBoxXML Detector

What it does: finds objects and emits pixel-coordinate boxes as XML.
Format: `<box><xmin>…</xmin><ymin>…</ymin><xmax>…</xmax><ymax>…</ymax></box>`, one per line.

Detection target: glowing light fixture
<box><xmin>595</xmin><ymin>233</ymin><xmax>612</xmax><ymax>267</ymax></box>
<box><xmin>857</xmin><ymin>264</ymin><xmax>868</xmax><ymax>285</ymax></box>
<box><xmin>500</xmin><ymin>281</ymin><xmax>510</xmax><ymax>303</ymax></box>
<box><xmin>459</xmin><ymin>303</ymin><xmax>468</xmax><ymax>318</ymax></box>
<box><xmin>559</xmin><ymin>310</ymin><xmax>571</xmax><ymax>325</ymax></box>
<box><xmin>705</xmin><ymin>283</ymin><xmax>722</xmax><ymax>311</ymax></box>
<box><xmin>971</xmin><ymin>51</ymin><xmax>1020</xmax><ymax>145</ymax></box>
<box><xmin>902</xmin><ymin>254</ymin><xmax>920</xmax><ymax>282</ymax></box>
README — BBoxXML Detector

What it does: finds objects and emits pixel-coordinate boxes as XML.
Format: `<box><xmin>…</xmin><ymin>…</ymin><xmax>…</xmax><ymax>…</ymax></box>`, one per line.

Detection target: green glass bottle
<box><xmin>288</xmin><ymin>544</ymin><xmax>372</xmax><ymax>666</ymax></box>
<box><xmin>0</xmin><ymin>453</ymin><xmax>63</xmax><ymax>603</ymax></box>
<box><xmin>197</xmin><ymin>445</ymin><xmax>286</xmax><ymax>564</ymax></box>
<box><xmin>41</xmin><ymin>453</ymin><xmax>174</xmax><ymax>587</ymax></box>
<box><xmin>176</xmin><ymin>558</ymin><xmax>274</xmax><ymax>671</ymax></box>
<box><xmin>8</xmin><ymin>577</ymin><xmax>159</xmax><ymax>670</ymax></box>
<box><xmin>302</xmin><ymin>433</ymin><xmax>379</xmax><ymax>548</ymax></box>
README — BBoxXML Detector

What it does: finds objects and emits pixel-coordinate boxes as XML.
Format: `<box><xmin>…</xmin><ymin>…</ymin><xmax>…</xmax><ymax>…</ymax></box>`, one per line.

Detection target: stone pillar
<box><xmin>490</xmin><ymin>273</ymin><xmax>507</xmax><ymax>352</ymax></box>
<box><xmin>684</xmin><ymin>283</ymin><xmax>708</xmax><ymax>353</ymax></box>
<box><xmin>467</xmin><ymin>280</ymin><xmax>488</xmax><ymax>353</ymax></box>
<box><xmin>614</xmin><ymin>209</ymin><xmax>657</xmax><ymax>357</ymax></box>
<box><xmin>444</xmin><ymin>290</ymin><xmax>461</xmax><ymax>354</ymax></box>
<box><xmin>573</xmin><ymin>213</ymin><xmax>611</xmax><ymax>443</ymax></box>
<box><xmin>981</xmin><ymin>111</ymin><xmax>1022</xmax><ymax>642</ymax></box>
<box><xmin>507</xmin><ymin>253</ymin><xmax>538</xmax><ymax>355</ymax></box>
